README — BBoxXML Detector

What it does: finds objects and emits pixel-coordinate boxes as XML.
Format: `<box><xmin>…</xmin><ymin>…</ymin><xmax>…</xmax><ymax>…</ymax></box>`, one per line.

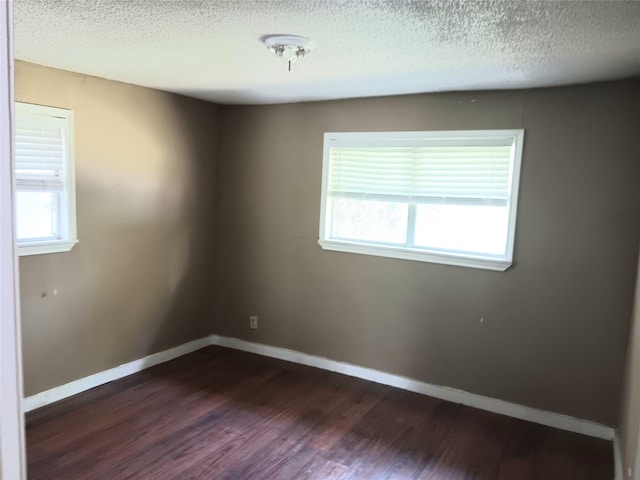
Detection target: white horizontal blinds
<box><xmin>15</xmin><ymin>112</ymin><xmax>67</xmax><ymax>192</ymax></box>
<box><xmin>328</xmin><ymin>143</ymin><xmax>513</xmax><ymax>204</ymax></box>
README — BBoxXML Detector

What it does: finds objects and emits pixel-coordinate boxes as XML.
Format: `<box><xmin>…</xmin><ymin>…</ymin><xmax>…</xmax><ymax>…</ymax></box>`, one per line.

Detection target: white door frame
<box><xmin>0</xmin><ymin>0</ymin><xmax>26</xmax><ymax>478</ymax></box>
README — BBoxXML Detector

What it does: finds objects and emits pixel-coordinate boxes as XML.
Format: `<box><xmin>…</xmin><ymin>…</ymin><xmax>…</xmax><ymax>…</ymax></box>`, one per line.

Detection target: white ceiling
<box><xmin>14</xmin><ymin>0</ymin><xmax>640</xmax><ymax>105</ymax></box>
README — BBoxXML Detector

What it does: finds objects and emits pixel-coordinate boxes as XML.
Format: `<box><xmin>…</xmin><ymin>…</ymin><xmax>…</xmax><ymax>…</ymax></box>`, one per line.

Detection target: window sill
<box><xmin>318</xmin><ymin>239</ymin><xmax>512</xmax><ymax>271</ymax></box>
<box><xmin>18</xmin><ymin>239</ymin><xmax>78</xmax><ymax>257</ymax></box>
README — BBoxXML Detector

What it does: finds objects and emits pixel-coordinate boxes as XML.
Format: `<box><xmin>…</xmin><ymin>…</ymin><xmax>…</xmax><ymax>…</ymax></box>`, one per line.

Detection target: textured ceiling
<box><xmin>14</xmin><ymin>0</ymin><xmax>640</xmax><ymax>105</ymax></box>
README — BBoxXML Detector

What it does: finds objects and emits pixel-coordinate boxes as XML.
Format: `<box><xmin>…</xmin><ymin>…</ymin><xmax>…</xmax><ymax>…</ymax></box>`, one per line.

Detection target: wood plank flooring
<box><xmin>26</xmin><ymin>346</ymin><xmax>613</xmax><ymax>480</ymax></box>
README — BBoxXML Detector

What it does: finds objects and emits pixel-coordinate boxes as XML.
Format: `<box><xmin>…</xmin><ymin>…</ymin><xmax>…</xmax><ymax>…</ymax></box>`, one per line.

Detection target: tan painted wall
<box><xmin>16</xmin><ymin>62</ymin><xmax>218</xmax><ymax>396</ymax></box>
<box><xmin>17</xmin><ymin>61</ymin><xmax>640</xmax><ymax>429</ymax></box>
<box><xmin>214</xmin><ymin>80</ymin><xmax>640</xmax><ymax>426</ymax></box>
<box><xmin>621</xmin><ymin>257</ymin><xmax>640</xmax><ymax>479</ymax></box>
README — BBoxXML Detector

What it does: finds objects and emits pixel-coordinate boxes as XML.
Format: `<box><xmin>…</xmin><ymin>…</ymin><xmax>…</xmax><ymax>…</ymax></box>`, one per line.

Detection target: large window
<box><xmin>319</xmin><ymin>130</ymin><xmax>524</xmax><ymax>271</ymax></box>
<box><xmin>15</xmin><ymin>102</ymin><xmax>77</xmax><ymax>256</ymax></box>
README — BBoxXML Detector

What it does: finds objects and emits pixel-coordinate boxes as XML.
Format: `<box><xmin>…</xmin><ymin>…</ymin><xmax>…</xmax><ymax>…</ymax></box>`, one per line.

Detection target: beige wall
<box><xmin>17</xmin><ymin>61</ymin><xmax>640</xmax><ymax>429</ymax></box>
<box><xmin>214</xmin><ymin>80</ymin><xmax>640</xmax><ymax>426</ymax></box>
<box><xmin>16</xmin><ymin>62</ymin><xmax>218</xmax><ymax>396</ymax></box>
<box><xmin>621</xmin><ymin>257</ymin><xmax>640</xmax><ymax>479</ymax></box>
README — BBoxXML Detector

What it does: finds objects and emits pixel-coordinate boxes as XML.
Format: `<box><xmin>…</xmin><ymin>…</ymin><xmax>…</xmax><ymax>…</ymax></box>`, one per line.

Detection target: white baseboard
<box><xmin>23</xmin><ymin>333</ymin><xmax>615</xmax><ymax>445</ymax></box>
<box><xmin>23</xmin><ymin>335</ymin><xmax>216</xmax><ymax>412</ymax></box>
<box><xmin>614</xmin><ymin>431</ymin><xmax>624</xmax><ymax>480</ymax></box>
<box><xmin>210</xmin><ymin>335</ymin><xmax>615</xmax><ymax>441</ymax></box>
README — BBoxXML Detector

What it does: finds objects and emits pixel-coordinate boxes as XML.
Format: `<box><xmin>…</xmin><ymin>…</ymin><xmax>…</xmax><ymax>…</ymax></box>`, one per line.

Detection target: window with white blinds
<box><xmin>319</xmin><ymin>130</ymin><xmax>524</xmax><ymax>271</ymax></box>
<box><xmin>15</xmin><ymin>103</ymin><xmax>77</xmax><ymax>256</ymax></box>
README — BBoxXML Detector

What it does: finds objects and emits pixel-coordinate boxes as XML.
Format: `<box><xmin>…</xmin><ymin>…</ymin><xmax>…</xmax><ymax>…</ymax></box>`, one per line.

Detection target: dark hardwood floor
<box><xmin>26</xmin><ymin>346</ymin><xmax>613</xmax><ymax>480</ymax></box>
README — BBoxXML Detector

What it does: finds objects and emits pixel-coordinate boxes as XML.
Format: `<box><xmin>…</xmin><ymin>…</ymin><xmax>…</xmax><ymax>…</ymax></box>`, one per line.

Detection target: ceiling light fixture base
<box><xmin>263</xmin><ymin>35</ymin><xmax>313</xmax><ymax>71</ymax></box>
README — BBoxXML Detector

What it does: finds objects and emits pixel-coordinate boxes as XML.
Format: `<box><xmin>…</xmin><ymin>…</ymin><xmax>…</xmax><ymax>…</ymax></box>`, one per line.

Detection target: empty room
<box><xmin>1</xmin><ymin>0</ymin><xmax>640</xmax><ymax>479</ymax></box>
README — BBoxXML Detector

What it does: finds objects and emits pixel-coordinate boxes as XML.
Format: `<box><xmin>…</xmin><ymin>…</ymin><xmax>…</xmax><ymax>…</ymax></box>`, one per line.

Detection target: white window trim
<box><xmin>318</xmin><ymin>130</ymin><xmax>525</xmax><ymax>271</ymax></box>
<box><xmin>15</xmin><ymin>102</ymin><xmax>77</xmax><ymax>256</ymax></box>
<box><xmin>17</xmin><ymin>239</ymin><xmax>78</xmax><ymax>256</ymax></box>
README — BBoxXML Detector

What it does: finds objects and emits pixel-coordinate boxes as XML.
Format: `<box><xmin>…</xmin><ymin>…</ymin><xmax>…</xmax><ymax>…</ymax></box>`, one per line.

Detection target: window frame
<box><xmin>318</xmin><ymin>130</ymin><xmax>525</xmax><ymax>271</ymax></box>
<box><xmin>15</xmin><ymin>102</ymin><xmax>77</xmax><ymax>256</ymax></box>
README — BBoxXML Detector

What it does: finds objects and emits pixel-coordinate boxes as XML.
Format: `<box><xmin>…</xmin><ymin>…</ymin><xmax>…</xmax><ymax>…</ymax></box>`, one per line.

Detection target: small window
<box><xmin>15</xmin><ymin>103</ymin><xmax>77</xmax><ymax>256</ymax></box>
<box><xmin>318</xmin><ymin>130</ymin><xmax>524</xmax><ymax>271</ymax></box>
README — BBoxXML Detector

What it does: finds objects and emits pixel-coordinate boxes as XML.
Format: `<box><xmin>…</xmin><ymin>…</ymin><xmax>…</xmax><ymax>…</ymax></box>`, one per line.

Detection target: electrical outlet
<box><xmin>249</xmin><ymin>315</ymin><xmax>258</xmax><ymax>329</ymax></box>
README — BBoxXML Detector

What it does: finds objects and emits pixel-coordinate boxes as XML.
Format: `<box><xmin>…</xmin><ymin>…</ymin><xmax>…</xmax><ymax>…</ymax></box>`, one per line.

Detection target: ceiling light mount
<box><xmin>263</xmin><ymin>35</ymin><xmax>313</xmax><ymax>72</ymax></box>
